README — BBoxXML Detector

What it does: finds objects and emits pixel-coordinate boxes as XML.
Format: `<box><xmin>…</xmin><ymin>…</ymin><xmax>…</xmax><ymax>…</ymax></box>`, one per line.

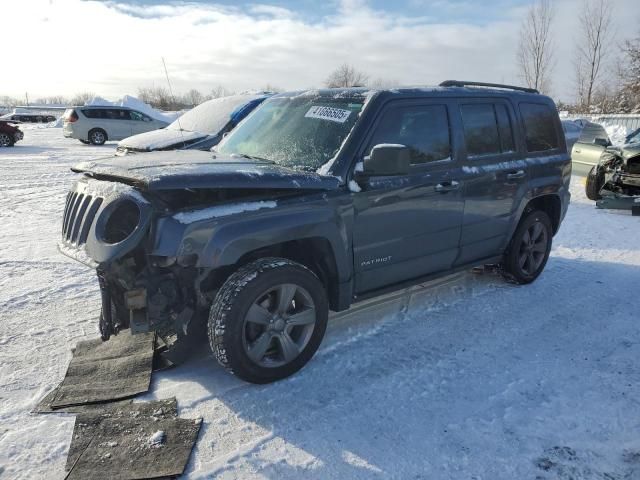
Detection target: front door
<box><xmin>351</xmin><ymin>100</ymin><xmax>464</xmax><ymax>294</ymax></box>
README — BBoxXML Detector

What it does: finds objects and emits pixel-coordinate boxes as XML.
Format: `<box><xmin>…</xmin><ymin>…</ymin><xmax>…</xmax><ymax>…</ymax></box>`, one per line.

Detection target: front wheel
<box><xmin>585</xmin><ymin>165</ymin><xmax>605</xmax><ymax>200</ymax></box>
<box><xmin>209</xmin><ymin>258</ymin><xmax>328</xmax><ymax>384</ymax></box>
<box><xmin>502</xmin><ymin>210</ymin><xmax>553</xmax><ymax>284</ymax></box>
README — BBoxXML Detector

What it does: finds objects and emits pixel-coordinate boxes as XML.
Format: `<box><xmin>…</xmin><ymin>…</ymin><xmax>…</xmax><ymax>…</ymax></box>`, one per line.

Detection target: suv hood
<box><xmin>118</xmin><ymin>128</ymin><xmax>207</xmax><ymax>152</ymax></box>
<box><xmin>72</xmin><ymin>150</ymin><xmax>341</xmax><ymax>191</ymax></box>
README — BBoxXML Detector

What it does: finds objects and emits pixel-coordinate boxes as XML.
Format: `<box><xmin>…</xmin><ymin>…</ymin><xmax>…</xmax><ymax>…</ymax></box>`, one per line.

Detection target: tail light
<box><xmin>64</xmin><ymin>109</ymin><xmax>78</xmax><ymax>123</ymax></box>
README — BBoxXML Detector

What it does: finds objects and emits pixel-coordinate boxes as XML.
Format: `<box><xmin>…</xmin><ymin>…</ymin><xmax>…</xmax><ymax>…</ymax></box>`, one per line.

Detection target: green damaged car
<box><xmin>572</xmin><ymin>124</ymin><xmax>640</xmax><ymax>212</ymax></box>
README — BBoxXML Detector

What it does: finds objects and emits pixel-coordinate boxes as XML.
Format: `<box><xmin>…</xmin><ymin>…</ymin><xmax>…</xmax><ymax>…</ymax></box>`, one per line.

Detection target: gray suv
<box><xmin>59</xmin><ymin>81</ymin><xmax>571</xmax><ymax>383</ymax></box>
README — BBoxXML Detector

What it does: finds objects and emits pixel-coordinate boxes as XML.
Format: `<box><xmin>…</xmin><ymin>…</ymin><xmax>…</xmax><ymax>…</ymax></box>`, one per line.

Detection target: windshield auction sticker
<box><xmin>305</xmin><ymin>106</ymin><xmax>352</xmax><ymax>123</ymax></box>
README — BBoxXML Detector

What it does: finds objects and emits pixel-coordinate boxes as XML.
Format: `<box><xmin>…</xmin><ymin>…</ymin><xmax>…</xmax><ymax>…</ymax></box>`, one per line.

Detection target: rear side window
<box><xmin>105</xmin><ymin>109</ymin><xmax>131</xmax><ymax>120</ymax></box>
<box><xmin>460</xmin><ymin>103</ymin><xmax>516</xmax><ymax>157</ymax></box>
<box><xmin>367</xmin><ymin>104</ymin><xmax>451</xmax><ymax>165</ymax></box>
<box><xmin>81</xmin><ymin>109</ymin><xmax>104</xmax><ymax>119</ymax></box>
<box><xmin>519</xmin><ymin>103</ymin><xmax>559</xmax><ymax>152</ymax></box>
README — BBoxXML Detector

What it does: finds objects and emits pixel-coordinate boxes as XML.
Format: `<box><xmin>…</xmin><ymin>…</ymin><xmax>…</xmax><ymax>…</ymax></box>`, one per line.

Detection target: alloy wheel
<box><xmin>0</xmin><ymin>133</ymin><xmax>11</xmax><ymax>147</ymax></box>
<box><xmin>518</xmin><ymin>221</ymin><xmax>548</xmax><ymax>276</ymax></box>
<box><xmin>242</xmin><ymin>283</ymin><xmax>316</xmax><ymax>368</ymax></box>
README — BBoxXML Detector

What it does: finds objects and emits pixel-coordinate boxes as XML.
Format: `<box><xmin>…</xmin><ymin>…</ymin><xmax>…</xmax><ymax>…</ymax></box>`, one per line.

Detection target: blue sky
<box><xmin>6</xmin><ymin>0</ymin><xmax>638</xmax><ymax>101</ymax></box>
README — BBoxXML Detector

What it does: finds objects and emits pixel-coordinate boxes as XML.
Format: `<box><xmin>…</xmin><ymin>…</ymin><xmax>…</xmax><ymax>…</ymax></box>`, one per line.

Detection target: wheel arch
<box><xmin>202</xmin><ymin>236</ymin><xmax>344</xmax><ymax>311</ymax></box>
<box><xmin>524</xmin><ymin>194</ymin><xmax>561</xmax><ymax>235</ymax></box>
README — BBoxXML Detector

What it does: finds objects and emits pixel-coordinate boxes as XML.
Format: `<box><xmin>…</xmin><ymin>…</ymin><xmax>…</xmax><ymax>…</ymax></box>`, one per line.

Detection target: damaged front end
<box><xmin>59</xmin><ymin>178</ymin><xmax>202</xmax><ymax>352</ymax></box>
<box><xmin>594</xmin><ymin>148</ymin><xmax>640</xmax><ymax>214</ymax></box>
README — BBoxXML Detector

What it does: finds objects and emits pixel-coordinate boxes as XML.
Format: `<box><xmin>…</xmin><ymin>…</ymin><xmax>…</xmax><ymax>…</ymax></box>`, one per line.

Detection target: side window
<box><xmin>81</xmin><ymin>109</ymin><xmax>101</xmax><ymax>119</ymax></box>
<box><xmin>495</xmin><ymin>104</ymin><xmax>515</xmax><ymax>153</ymax></box>
<box><xmin>460</xmin><ymin>104</ymin><xmax>501</xmax><ymax>156</ymax></box>
<box><xmin>130</xmin><ymin>111</ymin><xmax>151</xmax><ymax>121</ymax></box>
<box><xmin>367</xmin><ymin>105</ymin><xmax>451</xmax><ymax>165</ymax></box>
<box><xmin>519</xmin><ymin>103</ymin><xmax>559</xmax><ymax>152</ymax></box>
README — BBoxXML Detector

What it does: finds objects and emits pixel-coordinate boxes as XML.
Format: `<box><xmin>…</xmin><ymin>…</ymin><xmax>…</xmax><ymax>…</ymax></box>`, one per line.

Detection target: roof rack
<box><xmin>439</xmin><ymin>80</ymin><xmax>539</xmax><ymax>94</ymax></box>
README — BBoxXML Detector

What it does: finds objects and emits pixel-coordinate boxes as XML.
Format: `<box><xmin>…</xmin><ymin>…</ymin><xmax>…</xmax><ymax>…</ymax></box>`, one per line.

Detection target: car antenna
<box><xmin>161</xmin><ymin>57</ymin><xmax>186</xmax><ymax>145</ymax></box>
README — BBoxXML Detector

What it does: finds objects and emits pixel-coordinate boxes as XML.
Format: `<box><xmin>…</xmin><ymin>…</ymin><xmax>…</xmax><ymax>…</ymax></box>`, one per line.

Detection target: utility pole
<box><xmin>25</xmin><ymin>92</ymin><xmax>29</xmax><ymax>106</ymax></box>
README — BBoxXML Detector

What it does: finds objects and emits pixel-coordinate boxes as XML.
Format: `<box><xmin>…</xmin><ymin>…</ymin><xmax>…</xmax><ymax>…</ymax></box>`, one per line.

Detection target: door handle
<box><xmin>435</xmin><ymin>180</ymin><xmax>460</xmax><ymax>192</ymax></box>
<box><xmin>505</xmin><ymin>170</ymin><xmax>526</xmax><ymax>180</ymax></box>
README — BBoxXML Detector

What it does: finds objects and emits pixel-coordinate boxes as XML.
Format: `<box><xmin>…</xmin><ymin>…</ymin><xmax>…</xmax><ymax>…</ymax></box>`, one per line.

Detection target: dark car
<box><xmin>0</xmin><ymin>120</ymin><xmax>24</xmax><ymax>147</ymax></box>
<box><xmin>59</xmin><ymin>81</ymin><xmax>570</xmax><ymax>383</ymax></box>
<box><xmin>115</xmin><ymin>93</ymin><xmax>272</xmax><ymax>155</ymax></box>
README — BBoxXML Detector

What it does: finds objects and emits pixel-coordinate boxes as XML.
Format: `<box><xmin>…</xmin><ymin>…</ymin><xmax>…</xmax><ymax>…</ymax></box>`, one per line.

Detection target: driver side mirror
<box><xmin>593</xmin><ymin>137</ymin><xmax>610</xmax><ymax>147</ymax></box>
<box><xmin>360</xmin><ymin>144</ymin><xmax>410</xmax><ymax>177</ymax></box>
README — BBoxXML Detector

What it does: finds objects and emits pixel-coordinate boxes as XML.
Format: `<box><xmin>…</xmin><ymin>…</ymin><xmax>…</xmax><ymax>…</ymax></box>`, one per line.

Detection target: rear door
<box><xmin>455</xmin><ymin>98</ymin><xmax>527</xmax><ymax>265</ymax></box>
<box><xmin>351</xmin><ymin>99</ymin><xmax>465</xmax><ymax>293</ymax></box>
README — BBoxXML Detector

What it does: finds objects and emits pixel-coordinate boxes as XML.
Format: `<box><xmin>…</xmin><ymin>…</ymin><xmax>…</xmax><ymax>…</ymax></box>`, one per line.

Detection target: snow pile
<box><xmin>85</xmin><ymin>95</ymin><xmax>180</xmax><ymax>123</ymax></box>
<box><xmin>605</xmin><ymin>124</ymin><xmax>631</xmax><ymax>146</ymax></box>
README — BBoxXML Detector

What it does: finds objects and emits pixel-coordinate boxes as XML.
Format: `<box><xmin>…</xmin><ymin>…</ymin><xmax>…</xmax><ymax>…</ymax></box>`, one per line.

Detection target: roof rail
<box><xmin>439</xmin><ymin>80</ymin><xmax>539</xmax><ymax>94</ymax></box>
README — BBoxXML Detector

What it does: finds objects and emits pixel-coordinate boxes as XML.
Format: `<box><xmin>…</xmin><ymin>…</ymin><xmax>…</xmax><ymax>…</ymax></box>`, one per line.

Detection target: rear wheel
<box><xmin>502</xmin><ymin>210</ymin><xmax>553</xmax><ymax>284</ymax></box>
<box><xmin>88</xmin><ymin>129</ymin><xmax>107</xmax><ymax>145</ymax></box>
<box><xmin>209</xmin><ymin>258</ymin><xmax>328</xmax><ymax>384</ymax></box>
<box><xmin>585</xmin><ymin>165</ymin><xmax>605</xmax><ymax>200</ymax></box>
<box><xmin>0</xmin><ymin>132</ymin><xmax>14</xmax><ymax>147</ymax></box>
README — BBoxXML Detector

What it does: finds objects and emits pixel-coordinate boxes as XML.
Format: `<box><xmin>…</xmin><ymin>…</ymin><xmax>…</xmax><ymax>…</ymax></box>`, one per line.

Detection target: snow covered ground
<box><xmin>1</xmin><ymin>127</ymin><xmax>639</xmax><ymax>479</ymax></box>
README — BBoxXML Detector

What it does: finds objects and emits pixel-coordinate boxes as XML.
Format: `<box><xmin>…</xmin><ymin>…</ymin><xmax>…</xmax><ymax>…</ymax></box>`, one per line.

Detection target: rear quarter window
<box><xmin>519</xmin><ymin>103</ymin><xmax>559</xmax><ymax>152</ymax></box>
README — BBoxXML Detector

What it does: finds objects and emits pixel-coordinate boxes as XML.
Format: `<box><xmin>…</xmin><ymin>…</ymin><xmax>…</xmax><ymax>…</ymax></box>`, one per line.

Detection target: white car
<box><xmin>62</xmin><ymin>106</ymin><xmax>169</xmax><ymax>145</ymax></box>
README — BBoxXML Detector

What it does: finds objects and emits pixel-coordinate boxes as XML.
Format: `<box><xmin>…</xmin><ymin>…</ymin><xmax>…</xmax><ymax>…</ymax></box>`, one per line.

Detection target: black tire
<box><xmin>585</xmin><ymin>165</ymin><xmax>604</xmax><ymax>201</ymax></box>
<box><xmin>79</xmin><ymin>139</ymin><xmax>90</xmax><ymax>145</ymax></box>
<box><xmin>502</xmin><ymin>209</ymin><xmax>553</xmax><ymax>285</ymax></box>
<box><xmin>0</xmin><ymin>132</ymin><xmax>14</xmax><ymax>147</ymax></box>
<box><xmin>209</xmin><ymin>258</ymin><xmax>328</xmax><ymax>384</ymax></box>
<box><xmin>88</xmin><ymin>129</ymin><xmax>107</xmax><ymax>145</ymax></box>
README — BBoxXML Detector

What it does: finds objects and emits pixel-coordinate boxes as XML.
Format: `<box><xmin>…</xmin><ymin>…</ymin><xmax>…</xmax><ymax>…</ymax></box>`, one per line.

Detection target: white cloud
<box><xmin>4</xmin><ymin>0</ymin><xmax>638</xmax><ymax>101</ymax></box>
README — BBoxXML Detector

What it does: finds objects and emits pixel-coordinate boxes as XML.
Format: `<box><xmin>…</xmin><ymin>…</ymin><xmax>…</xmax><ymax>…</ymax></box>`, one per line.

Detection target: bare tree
<box><xmin>516</xmin><ymin>0</ymin><xmax>555</xmax><ymax>94</ymax></box>
<box><xmin>183</xmin><ymin>89</ymin><xmax>204</xmax><ymax>107</ymax></box>
<box><xmin>70</xmin><ymin>91</ymin><xmax>95</xmax><ymax>106</ymax></box>
<box><xmin>138</xmin><ymin>86</ymin><xmax>176</xmax><ymax>110</ymax></box>
<box><xmin>615</xmin><ymin>33</ymin><xmax>640</xmax><ymax>112</ymax></box>
<box><xmin>325</xmin><ymin>64</ymin><xmax>369</xmax><ymax>88</ymax></box>
<box><xmin>209</xmin><ymin>85</ymin><xmax>233</xmax><ymax>99</ymax></box>
<box><xmin>368</xmin><ymin>77</ymin><xmax>400</xmax><ymax>89</ymax></box>
<box><xmin>574</xmin><ymin>0</ymin><xmax>614</xmax><ymax>110</ymax></box>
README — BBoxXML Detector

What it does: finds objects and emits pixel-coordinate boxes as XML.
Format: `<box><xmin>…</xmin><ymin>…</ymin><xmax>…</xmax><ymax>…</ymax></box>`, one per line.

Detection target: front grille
<box><xmin>61</xmin><ymin>192</ymin><xmax>103</xmax><ymax>245</ymax></box>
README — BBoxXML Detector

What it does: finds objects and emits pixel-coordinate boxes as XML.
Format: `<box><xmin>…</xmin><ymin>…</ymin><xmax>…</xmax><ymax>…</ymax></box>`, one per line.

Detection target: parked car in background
<box><xmin>63</xmin><ymin>106</ymin><xmax>169</xmax><ymax>145</ymax></box>
<box><xmin>562</xmin><ymin>119</ymin><xmax>583</xmax><ymax>152</ymax></box>
<box><xmin>115</xmin><ymin>93</ymin><xmax>272</xmax><ymax>155</ymax></box>
<box><xmin>0</xmin><ymin>120</ymin><xmax>24</xmax><ymax>147</ymax></box>
<box><xmin>1</xmin><ymin>112</ymin><xmax>57</xmax><ymax>123</ymax></box>
<box><xmin>577</xmin><ymin>124</ymin><xmax>640</xmax><ymax>204</ymax></box>
<box><xmin>60</xmin><ymin>81</ymin><xmax>570</xmax><ymax>383</ymax></box>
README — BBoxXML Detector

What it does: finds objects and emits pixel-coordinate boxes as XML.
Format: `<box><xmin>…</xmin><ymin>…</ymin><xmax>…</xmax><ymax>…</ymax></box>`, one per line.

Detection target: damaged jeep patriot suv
<box><xmin>60</xmin><ymin>81</ymin><xmax>571</xmax><ymax>383</ymax></box>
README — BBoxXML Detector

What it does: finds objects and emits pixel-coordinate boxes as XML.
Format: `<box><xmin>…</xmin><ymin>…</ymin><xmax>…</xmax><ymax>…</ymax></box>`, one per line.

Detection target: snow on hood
<box><xmin>117</xmin><ymin>128</ymin><xmax>207</xmax><ymax>151</ymax></box>
<box><xmin>71</xmin><ymin>150</ymin><xmax>341</xmax><ymax>191</ymax></box>
<box><xmin>85</xmin><ymin>95</ymin><xmax>179</xmax><ymax>123</ymax></box>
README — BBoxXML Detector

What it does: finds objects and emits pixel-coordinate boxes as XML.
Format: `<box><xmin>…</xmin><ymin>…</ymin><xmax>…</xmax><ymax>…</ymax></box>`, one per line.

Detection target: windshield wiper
<box><xmin>231</xmin><ymin>153</ymin><xmax>275</xmax><ymax>164</ymax></box>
